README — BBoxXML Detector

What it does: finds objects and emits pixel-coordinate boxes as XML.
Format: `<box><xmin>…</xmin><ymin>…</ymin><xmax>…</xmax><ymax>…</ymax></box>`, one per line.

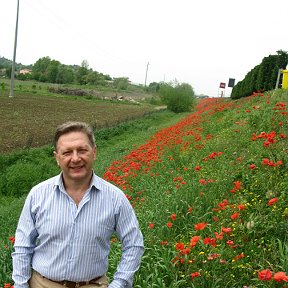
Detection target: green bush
<box><xmin>159</xmin><ymin>82</ymin><xmax>195</xmax><ymax>113</ymax></box>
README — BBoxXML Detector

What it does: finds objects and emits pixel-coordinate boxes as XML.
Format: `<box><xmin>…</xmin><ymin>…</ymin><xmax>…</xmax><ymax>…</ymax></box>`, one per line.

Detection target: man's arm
<box><xmin>110</xmin><ymin>195</ymin><xmax>144</xmax><ymax>288</ymax></box>
<box><xmin>12</xmin><ymin>193</ymin><xmax>38</xmax><ymax>288</ymax></box>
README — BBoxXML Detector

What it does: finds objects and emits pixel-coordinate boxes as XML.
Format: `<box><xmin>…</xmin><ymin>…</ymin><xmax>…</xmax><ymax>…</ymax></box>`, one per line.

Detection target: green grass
<box><xmin>1</xmin><ymin>88</ymin><xmax>287</xmax><ymax>287</ymax></box>
<box><xmin>102</xmin><ymin>89</ymin><xmax>288</xmax><ymax>287</ymax></box>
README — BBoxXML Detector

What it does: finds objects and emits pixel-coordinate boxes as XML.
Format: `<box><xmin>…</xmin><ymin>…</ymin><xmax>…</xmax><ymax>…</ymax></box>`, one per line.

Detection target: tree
<box><xmin>56</xmin><ymin>65</ymin><xmax>74</xmax><ymax>84</ymax></box>
<box><xmin>76</xmin><ymin>60</ymin><xmax>90</xmax><ymax>85</ymax></box>
<box><xmin>159</xmin><ymin>82</ymin><xmax>195</xmax><ymax>113</ymax></box>
<box><xmin>113</xmin><ymin>77</ymin><xmax>129</xmax><ymax>91</ymax></box>
<box><xmin>32</xmin><ymin>56</ymin><xmax>52</xmax><ymax>82</ymax></box>
<box><xmin>46</xmin><ymin>60</ymin><xmax>60</xmax><ymax>83</ymax></box>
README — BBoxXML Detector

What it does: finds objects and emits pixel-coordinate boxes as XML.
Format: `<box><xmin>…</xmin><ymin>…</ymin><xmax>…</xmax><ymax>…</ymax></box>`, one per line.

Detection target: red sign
<box><xmin>219</xmin><ymin>82</ymin><xmax>226</xmax><ymax>89</ymax></box>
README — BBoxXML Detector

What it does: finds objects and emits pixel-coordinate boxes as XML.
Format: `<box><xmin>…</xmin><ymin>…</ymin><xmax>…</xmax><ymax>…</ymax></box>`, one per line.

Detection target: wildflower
<box><xmin>9</xmin><ymin>236</ymin><xmax>15</xmax><ymax>244</ymax></box>
<box><xmin>233</xmin><ymin>253</ymin><xmax>245</xmax><ymax>261</ymax></box>
<box><xmin>191</xmin><ymin>271</ymin><xmax>201</xmax><ymax>280</ymax></box>
<box><xmin>148</xmin><ymin>223</ymin><xmax>155</xmax><ymax>229</ymax></box>
<box><xmin>222</xmin><ymin>227</ymin><xmax>233</xmax><ymax>234</ymax></box>
<box><xmin>268</xmin><ymin>198</ymin><xmax>278</xmax><ymax>206</ymax></box>
<box><xmin>226</xmin><ymin>240</ymin><xmax>234</xmax><ymax>246</ymax></box>
<box><xmin>195</xmin><ymin>165</ymin><xmax>201</xmax><ymax>171</ymax></box>
<box><xmin>175</xmin><ymin>242</ymin><xmax>185</xmax><ymax>251</ymax></box>
<box><xmin>249</xmin><ymin>164</ymin><xmax>256</xmax><ymax>170</ymax></box>
<box><xmin>230</xmin><ymin>181</ymin><xmax>241</xmax><ymax>193</ymax></box>
<box><xmin>258</xmin><ymin>269</ymin><xmax>273</xmax><ymax>281</ymax></box>
<box><xmin>215</xmin><ymin>231</ymin><xmax>224</xmax><ymax>240</ymax></box>
<box><xmin>170</xmin><ymin>213</ymin><xmax>177</xmax><ymax>221</ymax></box>
<box><xmin>190</xmin><ymin>236</ymin><xmax>201</xmax><ymax>247</ymax></box>
<box><xmin>207</xmin><ymin>253</ymin><xmax>221</xmax><ymax>260</ymax></box>
<box><xmin>167</xmin><ymin>222</ymin><xmax>173</xmax><ymax>228</ymax></box>
<box><xmin>237</xmin><ymin>204</ymin><xmax>245</xmax><ymax>210</ymax></box>
<box><xmin>273</xmin><ymin>271</ymin><xmax>288</xmax><ymax>282</ymax></box>
<box><xmin>199</xmin><ymin>179</ymin><xmax>207</xmax><ymax>185</ymax></box>
<box><xmin>231</xmin><ymin>212</ymin><xmax>239</xmax><ymax>220</ymax></box>
<box><xmin>194</xmin><ymin>222</ymin><xmax>207</xmax><ymax>230</ymax></box>
<box><xmin>203</xmin><ymin>237</ymin><xmax>216</xmax><ymax>247</ymax></box>
<box><xmin>187</xmin><ymin>207</ymin><xmax>193</xmax><ymax>214</ymax></box>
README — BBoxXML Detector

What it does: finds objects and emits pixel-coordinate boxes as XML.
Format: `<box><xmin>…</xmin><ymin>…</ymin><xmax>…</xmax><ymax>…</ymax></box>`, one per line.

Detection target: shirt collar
<box><xmin>53</xmin><ymin>172</ymin><xmax>99</xmax><ymax>193</ymax></box>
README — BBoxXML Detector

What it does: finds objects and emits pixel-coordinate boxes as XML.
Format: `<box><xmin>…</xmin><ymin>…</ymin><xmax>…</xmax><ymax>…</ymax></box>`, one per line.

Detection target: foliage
<box><xmin>159</xmin><ymin>81</ymin><xmax>196</xmax><ymax>113</ymax></box>
<box><xmin>113</xmin><ymin>77</ymin><xmax>130</xmax><ymax>91</ymax></box>
<box><xmin>1</xmin><ymin>89</ymin><xmax>287</xmax><ymax>287</ymax></box>
<box><xmin>102</xmin><ymin>89</ymin><xmax>287</xmax><ymax>287</ymax></box>
<box><xmin>231</xmin><ymin>50</ymin><xmax>288</xmax><ymax>99</ymax></box>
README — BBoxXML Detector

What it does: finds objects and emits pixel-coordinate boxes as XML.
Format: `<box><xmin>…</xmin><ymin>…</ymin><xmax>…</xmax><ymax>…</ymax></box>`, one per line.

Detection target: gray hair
<box><xmin>54</xmin><ymin>121</ymin><xmax>95</xmax><ymax>150</ymax></box>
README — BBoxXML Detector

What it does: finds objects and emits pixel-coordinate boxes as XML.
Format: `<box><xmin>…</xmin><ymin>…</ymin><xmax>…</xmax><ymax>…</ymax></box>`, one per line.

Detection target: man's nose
<box><xmin>71</xmin><ymin>151</ymin><xmax>80</xmax><ymax>161</ymax></box>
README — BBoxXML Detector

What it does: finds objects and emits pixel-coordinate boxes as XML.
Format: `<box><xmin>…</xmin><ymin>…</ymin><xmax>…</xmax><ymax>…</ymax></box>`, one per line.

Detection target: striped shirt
<box><xmin>12</xmin><ymin>172</ymin><xmax>144</xmax><ymax>288</ymax></box>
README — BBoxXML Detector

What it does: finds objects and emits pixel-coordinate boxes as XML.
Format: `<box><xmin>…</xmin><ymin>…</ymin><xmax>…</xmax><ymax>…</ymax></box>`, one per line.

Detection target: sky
<box><xmin>1</xmin><ymin>0</ymin><xmax>287</xmax><ymax>97</ymax></box>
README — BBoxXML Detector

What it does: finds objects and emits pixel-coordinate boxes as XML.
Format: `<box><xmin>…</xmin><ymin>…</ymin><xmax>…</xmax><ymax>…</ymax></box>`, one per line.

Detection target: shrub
<box><xmin>159</xmin><ymin>82</ymin><xmax>195</xmax><ymax>113</ymax></box>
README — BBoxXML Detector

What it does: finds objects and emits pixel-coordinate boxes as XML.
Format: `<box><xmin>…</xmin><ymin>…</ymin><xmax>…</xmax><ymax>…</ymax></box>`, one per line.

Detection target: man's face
<box><xmin>54</xmin><ymin>131</ymin><xmax>96</xmax><ymax>184</ymax></box>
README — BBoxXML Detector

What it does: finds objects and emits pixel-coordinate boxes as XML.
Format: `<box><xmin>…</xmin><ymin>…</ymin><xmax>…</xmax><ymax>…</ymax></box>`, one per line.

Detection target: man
<box><xmin>12</xmin><ymin>121</ymin><xmax>144</xmax><ymax>288</ymax></box>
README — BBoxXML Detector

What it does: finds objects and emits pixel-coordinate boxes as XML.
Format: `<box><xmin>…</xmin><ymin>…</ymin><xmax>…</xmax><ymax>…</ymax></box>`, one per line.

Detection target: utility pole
<box><xmin>9</xmin><ymin>0</ymin><xmax>20</xmax><ymax>97</ymax></box>
<box><xmin>144</xmin><ymin>62</ymin><xmax>149</xmax><ymax>87</ymax></box>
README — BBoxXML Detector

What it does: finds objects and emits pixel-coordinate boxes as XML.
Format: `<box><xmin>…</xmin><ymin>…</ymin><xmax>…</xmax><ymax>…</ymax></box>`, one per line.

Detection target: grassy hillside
<box><xmin>1</xmin><ymin>88</ymin><xmax>287</xmax><ymax>287</ymax></box>
<box><xmin>102</xmin><ymin>89</ymin><xmax>287</xmax><ymax>287</ymax></box>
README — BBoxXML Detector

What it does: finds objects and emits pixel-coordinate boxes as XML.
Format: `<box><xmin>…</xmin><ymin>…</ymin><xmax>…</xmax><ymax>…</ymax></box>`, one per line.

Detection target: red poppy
<box><xmin>237</xmin><ymin>204</ymin><xmax>245</xmax><ymax>210</ymax></box>
<box><xmin>8</xmin><ymin>236</ymin><xmax>15</xmax><ymax>244</ymax></box>
<box><xmin>170</xmin><ymin>214</ymin><xmax>177</xmax><ymax>221</ymax></box>
<box><xmin>258</xmin><ymin>269</ymin><xmax>273</xmax><ymax>281</ymax></box>
<box><xmin>199</xmin><ymin>179</ymin><xmax>207</xmax><ymax>185</ymax></box>
<box><xmin>148</xmin><ymin>223</ymin><xmax>155</xmax><ymax>229</ymax></box>
<box><xmin>233</xmin><ymin>253</ymin><xmax>245</xmax><ymax>261</ymax></box>
<box><xmin>191</xmin><ymin>271</ymin><xmax>201</xmax><ymax>279</ymax></box>
<box><xmin>231</xmin><ymin>212</ymin><xmax>239</xmax><ymax>220</ymax></box>
<box><xmin>194</xmin><ymin>222</ymin><xmax>207</xmax><ymax>230</ymax></box>
<box><xmin>167</xmin><ymin>222</ymin><xmax>173</xmax><ymax>228</ymax></box>
<box><xmin>175</xmin><ymin>242</ymin><xmax>185</xmax><ymax>251</ymax></box>
<box><xmin>222</xmin><ymin>227</ymin><xmax>233</xmax><ymax>234</ymax></box>
<box><xmin>190</xmin><ymin>236</ymin><xmax>201</xmax><ymax>247</ymax></box>
<box><xmin>273</xmin><ymin>271</ymin><xmax>288</xmax><ymax>282</ymax></box>
<box><xmin>249</xmin><ymin>164</ymin><xmax>256</xmax><ymax>170</ymax></box>
<box><xmin>268</xmin><ymin>198</ymin><xmax>278</xmax><ymax>206</ymax></box>
<box><xmin>187</xmin><ymin>207</ymin><xmax>193</xmax><ymax>214</ymax></box>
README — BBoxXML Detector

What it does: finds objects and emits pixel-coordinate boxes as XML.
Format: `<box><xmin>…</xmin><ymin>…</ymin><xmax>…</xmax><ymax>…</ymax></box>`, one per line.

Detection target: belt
<box><xmin>50</xmin><ymin>277</ymin><xmax>102</xmax><ymax>288</ymax></box>
<box><xmin>35</xmin><ymin>271</ymin><xmax>103</xmax><ymax>288</ymax></box>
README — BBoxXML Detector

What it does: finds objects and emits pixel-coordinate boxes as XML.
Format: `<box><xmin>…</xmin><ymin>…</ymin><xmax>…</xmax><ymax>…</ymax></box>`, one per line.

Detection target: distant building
<box><xmin>0</xmin><ymin>68</ymin><xmax>6</xmax><ymax>77</ymax></box>
<box><xmin>19</xmin><ymin>68</ymin><xmax>32</xmax><ymax>75</ymax></box>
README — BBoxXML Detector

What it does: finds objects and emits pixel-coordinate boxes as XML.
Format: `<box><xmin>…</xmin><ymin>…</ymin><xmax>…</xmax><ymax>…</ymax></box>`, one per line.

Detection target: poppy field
<box><xmin>104</xmin><ymin>90</ymin><xmax>288</xmax><ymax>287</ymax></box>
<box><xmin>1</xmin><ymin>89</ymin><xmax>288</xmax><ymax>287</ymax></box>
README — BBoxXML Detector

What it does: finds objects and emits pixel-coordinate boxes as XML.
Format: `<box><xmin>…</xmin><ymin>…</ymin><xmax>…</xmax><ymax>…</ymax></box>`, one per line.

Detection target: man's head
<box><xmin>53</xmin><ymin>121</ymin><xmax>96</xmax><ymax>185</ymax></box>
<box><xmin>54</xmin><ymin>121</ymin><xmax>95</xmax><ymax>151</ymax></box>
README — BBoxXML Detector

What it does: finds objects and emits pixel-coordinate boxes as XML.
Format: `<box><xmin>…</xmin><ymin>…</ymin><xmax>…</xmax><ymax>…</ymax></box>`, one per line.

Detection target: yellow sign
<box><xmin>282</xmin><ymin>70</ymin><xmax>288</xmax><ymax>89</ymax></box>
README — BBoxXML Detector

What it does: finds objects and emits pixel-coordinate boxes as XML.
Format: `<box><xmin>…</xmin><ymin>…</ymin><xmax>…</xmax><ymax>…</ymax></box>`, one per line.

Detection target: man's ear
<box><xmin>54</xmin><ymin>151</ymin><xmax>60</xmax><ymax>166</ymax></box>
